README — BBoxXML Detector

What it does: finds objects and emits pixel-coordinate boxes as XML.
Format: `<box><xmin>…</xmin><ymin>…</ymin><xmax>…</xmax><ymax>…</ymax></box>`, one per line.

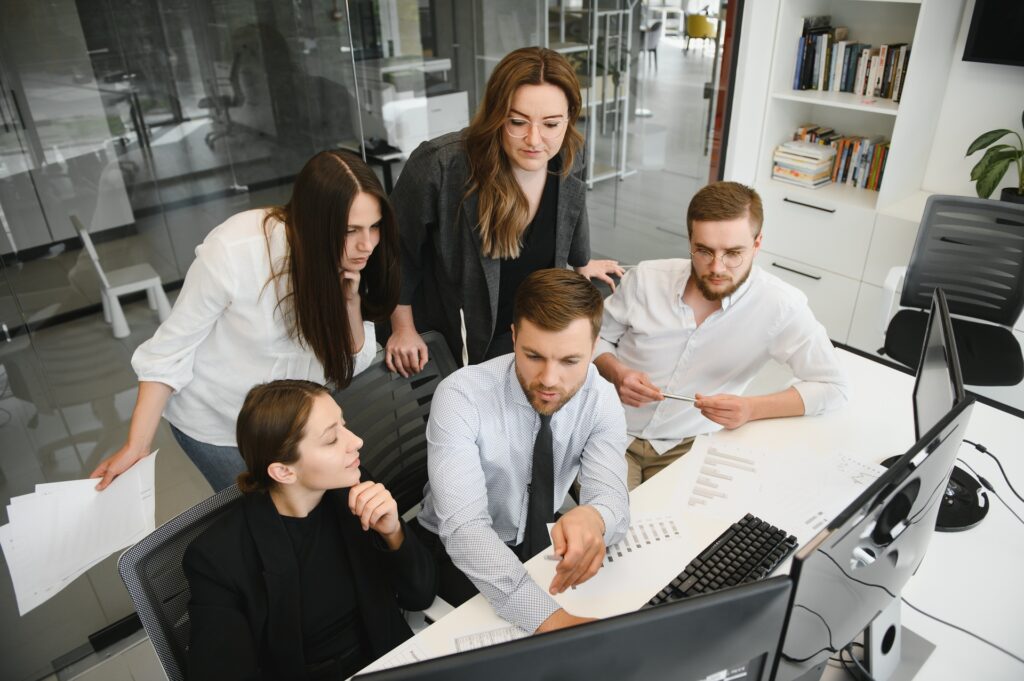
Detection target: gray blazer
<box><xmin>390</xmin><ymin>130</ymin><xmax>590</xmax><ymax>365</ymax></box>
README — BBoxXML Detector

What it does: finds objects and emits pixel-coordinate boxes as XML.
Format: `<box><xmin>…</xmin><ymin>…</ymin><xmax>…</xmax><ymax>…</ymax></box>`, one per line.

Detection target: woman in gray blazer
<box><xmin>384</xmin><ymin>47</ymin><xmax>621</xmax><ymax>375</ymax></box>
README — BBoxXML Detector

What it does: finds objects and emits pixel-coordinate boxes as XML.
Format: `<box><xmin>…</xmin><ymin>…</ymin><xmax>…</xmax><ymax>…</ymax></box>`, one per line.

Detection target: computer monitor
<box><xmin>774</xmin><ymin>396</ymin><xmax>975</xmax><ymax>681</ymax></box>
<box><xmin>912</xmin><ymin>288</ymin><xmax>966</xmax><ymax>440</ymax></box>
<box><xmin>357</xmin><ymin>576</ymin><xmax>792</xmax><ymax>681</ymax></box>
<box><xmin>907</xmin><ymin>288</ymin><xmax>986</xmax><ymax>531</ymax></box>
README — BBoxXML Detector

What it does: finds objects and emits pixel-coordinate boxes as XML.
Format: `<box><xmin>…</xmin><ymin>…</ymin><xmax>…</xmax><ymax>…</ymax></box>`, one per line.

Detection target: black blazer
<box><xmin>182</xmin><ymin>489</ymin><xmax>437</xmax><ymax>681</ymax></box>
<box><xmin>389</xmin><ymin>130</ymin><xmax>591</xmax><ymax>365</ymax></box>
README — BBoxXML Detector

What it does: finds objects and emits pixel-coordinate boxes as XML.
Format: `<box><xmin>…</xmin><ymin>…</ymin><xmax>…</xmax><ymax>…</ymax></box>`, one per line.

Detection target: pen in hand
<box><xmin>661</xmin><ymin>391</ymin><xmax>697</xmax><ymax>403</ymax></box>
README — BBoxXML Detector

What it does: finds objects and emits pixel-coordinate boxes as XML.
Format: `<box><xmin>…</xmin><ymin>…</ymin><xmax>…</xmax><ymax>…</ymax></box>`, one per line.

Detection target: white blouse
<box><xmin>132</xmin><ymin>209</ymin><xmax>376</xmax><ymax>446</ymax></box>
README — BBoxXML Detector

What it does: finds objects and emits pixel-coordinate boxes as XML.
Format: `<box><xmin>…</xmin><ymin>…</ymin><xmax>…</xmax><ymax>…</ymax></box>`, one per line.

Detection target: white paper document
<box><xmin>528</xmin><ymin>510</ymin><xmax>695</xmax><ymax>619</ymax></box>
<box><xmin>454</xmin><ymin>625</ymin><xmax>528</xmax><ymax>651</ymax></box>
<box><xmin>1</xmin><ymin>451</ymin><xmax>158</xmax><ymax>615</ymax></box>
<box><xmin>356</xmin><ymin>641</ymin><xmax>429</xmax><ymax>675</ymax></box>
<box><xmin>677</xmin><ymin>437</ymin><xmax>885</xmax><ymax>539</ymax></box>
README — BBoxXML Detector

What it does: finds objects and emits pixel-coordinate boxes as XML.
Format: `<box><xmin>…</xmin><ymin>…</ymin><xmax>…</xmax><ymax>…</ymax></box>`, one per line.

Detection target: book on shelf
<box><xmin>775</xmin><ymin>125</ymin><xmax>891</xmax><ymax>192</ymax></box>
<box><xmin>791</xmin><ymin>17</ymin><xmax>911</xmax><ymax>104</ymax></box>
<box><xmin>772</xmin><ymin>141</ymin><xmax>836</xmax><ymax>189</ymax></box>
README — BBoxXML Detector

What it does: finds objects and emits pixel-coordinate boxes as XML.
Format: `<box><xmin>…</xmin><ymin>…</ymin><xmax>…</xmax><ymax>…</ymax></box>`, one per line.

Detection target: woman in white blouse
<box><xmin>90</xmin><ymin>150</ymin><xmax>400</xmax><ymax>492</ymax></box>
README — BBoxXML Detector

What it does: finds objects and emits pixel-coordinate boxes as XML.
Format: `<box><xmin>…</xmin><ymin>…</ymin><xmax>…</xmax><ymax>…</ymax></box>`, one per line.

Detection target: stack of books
<box><xmin>780</xmin><ymin>124</ymin><xmax>891</xmax><ymax>192</ymax></box>
<box><xmin>772</xmin><ymin>141</ymin><xmax>836</xmax><ymax>189</ymax></box>
<box><xmin>793</xmin><ymin>16</ymin><xmax>911</xmax><ymax>103</ymax></box>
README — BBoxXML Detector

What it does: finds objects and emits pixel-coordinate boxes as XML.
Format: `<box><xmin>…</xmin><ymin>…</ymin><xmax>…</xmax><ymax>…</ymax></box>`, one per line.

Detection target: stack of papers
<box><xmin>0</xmin><ymin>452</ymin><xmax>158</xmax><ymax>615</ymax></box>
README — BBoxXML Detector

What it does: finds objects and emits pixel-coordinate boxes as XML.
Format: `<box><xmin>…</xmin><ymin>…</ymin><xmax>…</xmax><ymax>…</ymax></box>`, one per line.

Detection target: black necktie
<box><xmin>521</xmin><ymin>414</ymin><xmax>554</xmax><ymax>561</ymax></box>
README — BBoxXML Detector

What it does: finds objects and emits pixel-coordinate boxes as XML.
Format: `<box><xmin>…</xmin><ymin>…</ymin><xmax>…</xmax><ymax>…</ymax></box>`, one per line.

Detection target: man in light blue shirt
<box><xmin>415</xmin><ymin>269</ymin><xmax>630</xmax><ymax>634</ymax></box>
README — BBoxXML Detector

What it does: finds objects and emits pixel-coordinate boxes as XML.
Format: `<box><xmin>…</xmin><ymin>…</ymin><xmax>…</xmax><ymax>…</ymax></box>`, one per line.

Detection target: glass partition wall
<box><xmin>0</xmin><ymin>1</ymin><xmax>736</xmax><ymax>678</ymax></box>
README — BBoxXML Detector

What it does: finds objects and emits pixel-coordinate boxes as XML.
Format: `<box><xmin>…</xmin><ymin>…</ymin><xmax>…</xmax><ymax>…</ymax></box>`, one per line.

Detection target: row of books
<box><xmin>792</xmin><ymin>15</ymin><xmax>911</xmax><ymax>103</ymax></box>
<box><xmin>773</xmin><ymin>126</ymin><xmax>892</xmax><ymax>192</ymax></box>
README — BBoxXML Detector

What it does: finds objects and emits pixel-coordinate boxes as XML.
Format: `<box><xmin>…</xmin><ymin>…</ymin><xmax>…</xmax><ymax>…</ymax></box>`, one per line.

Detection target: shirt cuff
<box><xmin>499</xmin><ymin>579</ymin><xmax>561</xmax><ymax>633</ymax></box>
<box><xmin>593</xmin><ymin>339</ymin><xmax>617</xmax><ymax>362</ymax></box>
<box><xmin>792</xmin><ymin>381</ymin><xmax>826</xmax><ymax>415</ymax></box>
<box><xmin>588</xmin><ymin>502</ymin><xmax>621</xmax><ymax>545</ymax></box>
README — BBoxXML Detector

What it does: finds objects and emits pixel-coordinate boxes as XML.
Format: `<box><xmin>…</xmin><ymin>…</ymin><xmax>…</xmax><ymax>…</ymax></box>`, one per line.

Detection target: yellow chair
<box><xmin>684</xmin><ymin>14</ymin><xmax>717</xmax><ymax>53</ymax></box>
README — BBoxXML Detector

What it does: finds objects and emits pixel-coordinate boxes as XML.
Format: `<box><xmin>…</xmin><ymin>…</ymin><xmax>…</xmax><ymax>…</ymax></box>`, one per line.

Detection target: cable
<box><xmin>844</xmin><ymin>642</ymin><xmax>877</xmax><ymax>681</ymax></box>
<box><xmin>901</xmin><ymin>597</ymin><xmax>1024</xmax><ymax>666</ymax></box>
<box><xmin>780</xmin><ymin>604</ymin><xmax>838</xmax><ymax>663</ymax></box>
<box><xmin>963</xmin><ymin>439</ymin><xmax>1024</xmax><ymax>505</ymax></box>
<box><xmin>958</xmin><ymin>459</ymin><xmax>1024</xmax><ymax>527</ymax></box>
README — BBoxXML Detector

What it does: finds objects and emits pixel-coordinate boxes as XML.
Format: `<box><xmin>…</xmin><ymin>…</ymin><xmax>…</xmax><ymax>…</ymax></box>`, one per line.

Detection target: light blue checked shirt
<box><xmin>417</xmin><ymin>354</ymin><xmax>630</xmax><ymax>632</ymax></box>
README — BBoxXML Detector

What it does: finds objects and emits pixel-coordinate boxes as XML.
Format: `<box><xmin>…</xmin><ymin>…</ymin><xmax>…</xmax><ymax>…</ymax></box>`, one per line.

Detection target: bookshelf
<box><xmin>741</xmin><ymin>0</ymin><xmax>964</xmax><ymax>350</ymax></box>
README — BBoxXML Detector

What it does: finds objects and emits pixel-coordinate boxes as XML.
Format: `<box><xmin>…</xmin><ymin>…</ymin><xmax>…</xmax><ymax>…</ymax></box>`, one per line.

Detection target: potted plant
<box><xmin>966</xmin><ymin>109</ymin><xmax>1024</xmax><ymax>204</ymax></box>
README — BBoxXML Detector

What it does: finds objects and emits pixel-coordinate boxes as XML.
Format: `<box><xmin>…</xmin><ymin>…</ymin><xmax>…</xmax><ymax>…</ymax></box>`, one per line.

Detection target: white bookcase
<box><xmin>740</xmin><ymin>0</ymin><xmax>964</xmax><ymax>351</ymax></box>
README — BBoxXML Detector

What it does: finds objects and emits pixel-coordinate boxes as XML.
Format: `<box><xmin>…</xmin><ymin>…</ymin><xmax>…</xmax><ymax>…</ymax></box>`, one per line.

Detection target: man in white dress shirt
<box><xmin>594</xmin><ymin>182</ymin><xmax>849</xmax><ymax>489</ymax></box>
<box><xmin>414</xmin><ymin>269</ymin><xmax>629</xmax><ymax>634</ymax></box>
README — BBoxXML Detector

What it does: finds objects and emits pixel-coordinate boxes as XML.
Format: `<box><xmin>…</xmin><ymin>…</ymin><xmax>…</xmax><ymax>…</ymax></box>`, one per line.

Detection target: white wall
<box><xmin>921</xmin><ymin>0</ymin><xmax>1024</xmax><ymax>197</ymax></box>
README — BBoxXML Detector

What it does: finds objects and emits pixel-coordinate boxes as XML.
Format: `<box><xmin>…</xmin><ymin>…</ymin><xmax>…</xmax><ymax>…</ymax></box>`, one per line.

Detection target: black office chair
<box><xmin>880</xmin><ymin>195</ymin><xmax>1024</xmax><ymax>385</ymax></box>
<box><xmin>331</xmin><ymin>330</ymin><xmax>457</xmax><ymax>515</ymax></box>
<box><xmin>198</xmin><ymin>50</ymin><xmax>246</xmax><ymax>149</ymax></box>
<box><xmin>118</xmin><ymin>484</ymin><xmax>243</xmax><ymax>681</ymax></box>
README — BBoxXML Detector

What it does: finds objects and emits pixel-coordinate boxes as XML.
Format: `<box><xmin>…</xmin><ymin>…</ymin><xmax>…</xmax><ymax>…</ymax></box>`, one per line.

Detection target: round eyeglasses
<box><xmin>691</xmin><ymin>247</ymin><xmax>748</xmax><ymax>269</ymax></box>
<box><xmin>503</xmin><ymin>117</ymin><xmax>569</xmax><ymax>140</ymax></box>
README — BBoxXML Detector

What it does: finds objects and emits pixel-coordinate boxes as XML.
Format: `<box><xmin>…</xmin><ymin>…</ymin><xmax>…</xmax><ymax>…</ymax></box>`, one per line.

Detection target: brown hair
<box><xmin>235</xmin><ymin>380</ymin><xmax>329</xmax><ymax>494</ymax></box>
<box><xmin>686</xmin><ymin>181</ymin><xmax>764</xmax><ymax>239</ymax></box>
<box><xmin>512</xmin><ymin>268</ymin><xmax>603</xmax><ymax>340</ymax></box>
<box><xmin>464</xmin><ymin>47</ymin><xmax>584</xmax><ymax>259</ymax></box>
<box><xmin>264</xmin><ymin>150</ymin><xmax>400</xmax><ymax>388</ymax></box>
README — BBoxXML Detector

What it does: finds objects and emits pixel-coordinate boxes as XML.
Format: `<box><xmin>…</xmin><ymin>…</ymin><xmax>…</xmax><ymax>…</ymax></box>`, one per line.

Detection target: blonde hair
<box><xmin>464</xmin><ymin>47</ymin><xmax>584</xmax><ymax>259</ymax></box>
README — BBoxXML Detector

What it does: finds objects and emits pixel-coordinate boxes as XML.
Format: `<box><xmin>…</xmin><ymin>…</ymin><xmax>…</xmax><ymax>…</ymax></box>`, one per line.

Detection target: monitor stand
<box><xmin>880</xmin><ymin>457</ymin><xmax>989</xmax><ymax>531</ymax></box>
<box><xmin>788</xmin><ymin>600</ymin><xmax>936</xmax><ymax>681</ymax></box>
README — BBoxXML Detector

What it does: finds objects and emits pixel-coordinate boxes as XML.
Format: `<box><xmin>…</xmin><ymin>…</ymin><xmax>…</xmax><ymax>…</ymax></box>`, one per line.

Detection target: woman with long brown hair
<box><xmin>90</xmin><ymin>150</ymin><xmax>400</xmax><ymax>492</ymax></box>
<box><xmin>184</xmin><ymin>380</ymin><xmax>435</xmax><ymax>680</ymax></box>
<box><xmin>385</xmin><ymin>46</ymin><xmax>622</xmax><ymax>375</ymax></box>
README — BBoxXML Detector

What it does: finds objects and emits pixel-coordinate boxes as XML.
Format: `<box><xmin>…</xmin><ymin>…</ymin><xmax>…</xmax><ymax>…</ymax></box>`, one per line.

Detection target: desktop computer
<box><xmin>774</xmin><ymin>395</ymin><xmax>976</xmax><ymax>681</ymax></box>
<box><xmin>903</xmin><ymin>288</ymin><xmax>988</xmax><ymax>531</ymax></box>
<box><xmin>879</xmin><ymin>288</ymin><xmax>988</xmax><ymax>529</ymax></box>
<box><xmin>356</xmin><ymin>577</ymin><xmax>792</xmax><ymax>681</ymax></box>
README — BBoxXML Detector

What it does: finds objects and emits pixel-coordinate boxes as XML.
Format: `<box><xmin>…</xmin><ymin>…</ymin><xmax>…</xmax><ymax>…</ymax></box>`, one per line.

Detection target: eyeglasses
<box><xmin>691</xmin><ymin>247</ymin><xmax>748</xmax><ymax>269</ymax></box>
<box><xmin>503</xmin><ymin>116</ymin><xmax>569</xmax><ymax>139</ymax></box>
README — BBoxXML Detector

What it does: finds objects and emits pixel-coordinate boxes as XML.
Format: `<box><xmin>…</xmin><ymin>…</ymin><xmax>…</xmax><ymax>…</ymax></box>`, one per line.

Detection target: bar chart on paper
<box><xmin>687</xmin><ymin>445</ymin><xmax>762</xmax><ymax>513</ymax></box>
<box><xmin>604</xmin><ymin>515</ymin><xmax>683</xmax><ymax>565</ymax></box>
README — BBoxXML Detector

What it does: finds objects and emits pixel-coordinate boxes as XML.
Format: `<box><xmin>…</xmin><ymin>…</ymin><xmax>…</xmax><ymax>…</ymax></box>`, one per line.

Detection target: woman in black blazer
<box><xmin>384</xmin><ymin>47</ymin><xmax>623</xmax><ymax>374</ymax></box>
<box><xmin>183</xmin><ymin>380</ymin><xmax>436</xmax><ymax>681</ymax></box>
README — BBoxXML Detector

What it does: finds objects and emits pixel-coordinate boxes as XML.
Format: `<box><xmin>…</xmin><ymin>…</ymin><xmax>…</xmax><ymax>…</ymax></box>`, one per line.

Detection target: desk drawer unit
<box><xmin>757</xmin><ymin>251</ymin><xmax>859</xmax><ymax>343</ymax></box>
<box><xmin>758</xmin><ymin>186</ymin><xmax>875</xmax><ymax>280</ymax></box>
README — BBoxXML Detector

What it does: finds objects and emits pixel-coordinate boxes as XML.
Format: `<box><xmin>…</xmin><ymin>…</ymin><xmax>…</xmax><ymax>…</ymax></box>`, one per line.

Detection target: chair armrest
<box><xmin>880</xmin><ymin>266</ymin><xmax>907</xmax><ymax>335</ymax></box>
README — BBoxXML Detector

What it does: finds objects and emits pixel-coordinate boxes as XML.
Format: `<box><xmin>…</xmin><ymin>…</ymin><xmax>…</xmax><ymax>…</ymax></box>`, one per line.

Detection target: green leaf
<box><xmin>976</xmin><ymin>156</ymin><xmax>1014</xmax><ymax>198</ymax></box>
<box><xmin>971</xmin><ymin>146</ymin><xmax>1017</xmax><ymax>181</ymax></box>
<box><xmin>967</xmin><ymin>129</ymin><xmax>1016</xmax><ymax>156</ymax></box>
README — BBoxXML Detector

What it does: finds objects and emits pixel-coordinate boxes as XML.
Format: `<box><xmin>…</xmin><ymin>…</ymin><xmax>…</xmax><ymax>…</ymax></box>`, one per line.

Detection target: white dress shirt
<box><xmin>132</xmin><ymin>209</ymin><xmax>376</xmax><ymax>446</ymax></box>
<box><xmin>595</xmin><ymin>259</ymin><xmax>849</xmax><ymax>454</ymax></box>
<box><xmin>416</xmin><ymin>355</ymin><xmax>630</xmax><ymax>632</ymax></box>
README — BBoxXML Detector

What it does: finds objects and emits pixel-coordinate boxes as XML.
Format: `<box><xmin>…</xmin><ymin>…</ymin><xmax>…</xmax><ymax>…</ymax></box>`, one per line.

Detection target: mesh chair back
<box><xmin>332</xmin><ymin>331</ymin><xmax>457</xmax><ymax>515</ymax></box>
<box><xmin>901</xmin><ymin>195</ymin><xmax>1024</xmax><ymax>325</ymax></box>
<box><xmin>118</xmin><ymin>485</ymin><xmax>243</xmax><ymax>681</ymax></box>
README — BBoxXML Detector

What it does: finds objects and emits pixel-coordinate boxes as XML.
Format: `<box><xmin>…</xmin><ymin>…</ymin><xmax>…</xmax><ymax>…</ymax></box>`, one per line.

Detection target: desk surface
<box><xmin>361</xmin><ymin>350</ymin><xmax>1024</xmax><ymax>680</ymax></box>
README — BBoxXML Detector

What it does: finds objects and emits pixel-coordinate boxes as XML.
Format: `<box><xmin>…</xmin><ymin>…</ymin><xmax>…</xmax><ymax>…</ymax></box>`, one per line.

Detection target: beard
<box><xmin>694</xmin><ymin>264</ymin><xmax>753</xmax><ymax>301</ymax></box>
<box><xmin>514</xmin><ymin>364</ymin><xmax>584</xmax><ymax>416</ymax></box>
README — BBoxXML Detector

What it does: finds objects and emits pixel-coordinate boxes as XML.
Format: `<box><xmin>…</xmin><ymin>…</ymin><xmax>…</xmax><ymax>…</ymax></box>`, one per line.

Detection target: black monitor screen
<box><xmin>774</xmin><ymin>397</ymin><xmax>974</xmax><ymax>681</ymax></box>
<box><xmin>913</xmin><ymin>288</ymin><xmax>965</xmax><ymax>441</ymax></box>
<box><xmin>357</xmin><ymin>577</ymin><xmax>792</xmax><ymax>681</ymax></box>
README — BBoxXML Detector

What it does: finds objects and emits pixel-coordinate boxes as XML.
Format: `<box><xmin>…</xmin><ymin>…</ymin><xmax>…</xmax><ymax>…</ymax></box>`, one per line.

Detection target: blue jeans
<box><xmin>169</xmin><ymin>424</ymin><xmax>245</xmax><ymax>492</ymax></box>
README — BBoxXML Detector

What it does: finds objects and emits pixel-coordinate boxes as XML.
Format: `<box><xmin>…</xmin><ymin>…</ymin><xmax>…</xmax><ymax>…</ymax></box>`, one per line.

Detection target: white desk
<box><xmin>361</xmin><ymin>350</ymin><xmax>1024</xmax><ymax>679</ymax></box>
